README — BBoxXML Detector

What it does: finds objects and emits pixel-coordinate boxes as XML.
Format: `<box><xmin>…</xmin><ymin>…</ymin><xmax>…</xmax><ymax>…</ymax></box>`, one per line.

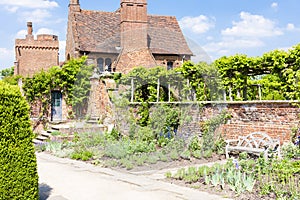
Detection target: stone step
<box><xmin>50</xmin><ymin>125</ymin><xmax>61</xmax><ymax>131</ymax></box>
<box><xmin>33</xmin><ymin>139</ymin><xmax>45</xmax><ymax>145</ymax></box>
<box><xmin>41</xmin><ymin>131</ymin><xmax>51</xmax><ymax>137</ymax></box>
<box><xmin>86</xmin><ymin>119</ymin><xmax>99</xmax><ymax>123</ymax></box>
<box><xmin>47</xmin><ymin>129</ymin><xmax>60</xmax><ymax>134</ymax></box>
<box><xmin>36</xmin><ymin>135</ymin><xmax>49</xmax><ymax>141</ymax></box>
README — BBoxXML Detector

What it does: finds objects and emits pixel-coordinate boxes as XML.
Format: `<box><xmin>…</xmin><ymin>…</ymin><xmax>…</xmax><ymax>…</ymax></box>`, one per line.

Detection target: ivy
<box><xmin>22</xmin><ymin>56</ymin><xmax>93</xmax><ymax>119</ymax></box>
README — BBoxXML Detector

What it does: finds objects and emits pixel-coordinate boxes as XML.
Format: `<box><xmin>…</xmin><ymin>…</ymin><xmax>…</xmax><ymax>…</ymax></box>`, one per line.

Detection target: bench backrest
<box><xmin>237</xmin><ymin>132</ymin><xmax>276</xmax><ymax>149</ymax></box>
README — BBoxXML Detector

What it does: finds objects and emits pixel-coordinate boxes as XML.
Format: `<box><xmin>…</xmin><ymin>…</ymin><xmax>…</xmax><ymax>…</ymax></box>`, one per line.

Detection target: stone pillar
<box><xmin>86</xmin><ymin>70</ymin><xmax>116</xmax><ymax>127</ymax></box>
<box><xmin>87</xmin><ymin>70</ymin><xmax>101</xmax><ymax>120</ymax></box>
<box><xmin>98</xmin><ymin>72</ymin><xmax>116</xmax><ymax>126</ymax></box>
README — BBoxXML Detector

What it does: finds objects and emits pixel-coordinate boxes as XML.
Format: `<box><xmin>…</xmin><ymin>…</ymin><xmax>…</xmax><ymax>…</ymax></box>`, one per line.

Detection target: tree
<box><xmin>0</xmin><ymin>66</ymin><xmax>14</xmax><ymax>77</ymax></box>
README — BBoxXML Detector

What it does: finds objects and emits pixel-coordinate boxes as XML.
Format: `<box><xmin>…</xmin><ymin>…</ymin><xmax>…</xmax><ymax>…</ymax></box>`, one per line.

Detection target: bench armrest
<box><xmin>225</xmin><ymin>139</ymin><xmax>239</xmax><ymax>145</ymax></box>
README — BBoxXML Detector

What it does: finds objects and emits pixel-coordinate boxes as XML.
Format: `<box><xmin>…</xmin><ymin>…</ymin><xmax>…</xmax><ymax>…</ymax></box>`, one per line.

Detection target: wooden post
<box><xmin>168</xmin><ymin>84</ymin><xmax>171</xmax><ymax>102</ymax></box>
<box><xmin>237</xmin><ymin>89</ymin><xmax>241</xmax><ymax>99</ymax></box>
<box><xmin>157</xmin><ymin>78</ymin><xmax>160</xmax><ymax>102</ymax></box>
<box><xmin>131</xmin><ymin>78</ymin><xmax>134</xmax><ymax>103</ymax></box>
<box><xmin>258</xmin><ymin>84</ymin><xmax>262</xmax><ymax>101</ymax></box>
<box><xmin>187</xmin><ymin>79</ymin><xmax>190</xmax><ymax>101</ymax></box>
<box><xmin>229</xmin><ymin>86</ymin><xmax>233</xmax><ymax>101</ymax></box>
<box><xmin>223</xmin><ymin>90</ymin><xmax>226</xmax><ymax>101</ymax></box>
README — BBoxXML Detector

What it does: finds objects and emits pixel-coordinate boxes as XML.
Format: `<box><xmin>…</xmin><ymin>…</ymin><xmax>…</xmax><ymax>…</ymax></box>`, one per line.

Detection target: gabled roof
<box><xmin>72</xmin><ymin>9</ymin><xmax>193</xmax><ymax>55</ymax></box>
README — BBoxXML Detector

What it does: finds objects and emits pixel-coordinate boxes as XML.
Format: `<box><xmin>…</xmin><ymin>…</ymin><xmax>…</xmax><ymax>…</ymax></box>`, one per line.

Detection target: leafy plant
<box><xmin>70</xmin><ymin>149</ymin><xmax>93</xmax><ymax>161</ymax></box>
<box><xmin>0</xmin><ymin>82</ymin><xmax>38</xmax><ymax>199</ymax></box>
<box><xmin>243</xmin><ymin>173</ymin><xmax>256</xmax><ymax>192</ymax></box>
<box><xmin>165</xmin><ymin>171</ymin><xmax>172</xmax><ymax>179</ymax></box>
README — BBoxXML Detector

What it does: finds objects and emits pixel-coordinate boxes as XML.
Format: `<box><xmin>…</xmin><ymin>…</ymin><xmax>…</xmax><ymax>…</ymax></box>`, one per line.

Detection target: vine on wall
<box><xmin>22</xmin><ymin>56</ymin><xmax>93</xmax><ymax>120</ymax></box>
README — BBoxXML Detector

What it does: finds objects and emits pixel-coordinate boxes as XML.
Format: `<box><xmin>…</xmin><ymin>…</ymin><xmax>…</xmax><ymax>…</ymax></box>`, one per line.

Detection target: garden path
<box><xmin>37</xmin><ymin>152</ymin><xmax>231</xmax><ymax>200</ymax></box>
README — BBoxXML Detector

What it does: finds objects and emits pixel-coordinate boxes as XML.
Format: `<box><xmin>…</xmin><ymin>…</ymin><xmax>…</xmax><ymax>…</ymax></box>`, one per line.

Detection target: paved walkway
<box><xmin>37</xmin><ymin>152</ymin><xmax>231</xmax><ymax>200</ymax></box>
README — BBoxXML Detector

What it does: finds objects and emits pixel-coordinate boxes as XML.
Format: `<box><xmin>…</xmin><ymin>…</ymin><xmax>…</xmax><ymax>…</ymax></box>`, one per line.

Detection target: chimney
<box><xmin>120</xmin><ymin>0</ymin><xmax>148</xmax><ymax>51</ymax></box>
<box><xmin>27</xmin><ymin>22</ymin><xmax>32</xmax><ymax>35</ymax></box>
<box><xmin>26</xmin><ymin>22</ymin><xmax>34</xmax><ymax>40</ymax></box>
<box><xmin>69</xmin><ymin>0</ymin><xmax>80</xmax><ymax>12</ymax></box>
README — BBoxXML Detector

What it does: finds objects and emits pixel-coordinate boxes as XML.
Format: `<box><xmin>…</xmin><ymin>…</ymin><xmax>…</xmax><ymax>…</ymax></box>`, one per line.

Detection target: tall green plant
<box><xmin>0</xmin><ymin>81</ymin><xmax>38</xmax><ymax>199</ymax></box>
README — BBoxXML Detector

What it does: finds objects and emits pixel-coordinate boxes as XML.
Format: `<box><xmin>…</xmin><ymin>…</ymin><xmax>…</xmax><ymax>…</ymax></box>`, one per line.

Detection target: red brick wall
<box><xmin>146</xmin><ymin>102</ymin><xmax>300</xmax><ymax>143</ymax></box>
<box><xmin>15</xmin><ymin>35</ymin><xmax>59</xmax><ymax>77</ymax></box>
<box><xmin>219</xmin><ymin>102</ymin><xmax>300</xmax><ymax>143</ymax></box>
<box><xmin>120</xmin><ymin>0</ymin><xmax>148</xmax><ymax>51</ymax></box>
<box><xmin>178</xmin><ymin>101</ymin><xmax>300</xmax><ymax>143</ymax></box>
<box><xmin>115</xmin><ymin>48</ymin><xmax>157</xmax><ymax>73</ymax></box>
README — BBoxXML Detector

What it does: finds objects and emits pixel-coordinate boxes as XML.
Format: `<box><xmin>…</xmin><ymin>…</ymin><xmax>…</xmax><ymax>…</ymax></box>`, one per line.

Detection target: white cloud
<box><xmin>0</xmin><ymin>48</ymin><xmax>14</xmax><ymax>69</ymax></box>
<box><xmin>286</xmin><ymin>23</ymin><xmax>295</xmax><ymax>31</ymax></box>
<box><xmin>271</xmin><ymin>2</ymin><xmax>278</xmax><ymax>9</ymax></box>
<box><xmin>206</xmin><ymin>36</ymin><xmax>214</xmax><ymax>41</ymax></box>
<box><xmin>204</xmin><ymin>38</ymin><xmax>264</xmax><ymax>56</ymax></box>
<box><xmin>202</xmin><ymin>12</ymin><xmax>283</xmax><ymax>59</ymax></box>
<box><xmin>0</xmin><ymin>0</ymin><xmax>58</xmax><ymax>9</ymax></box>
<box><xmin>59</xmin><ymin>41</ymin><xmax>66</xmax><ymax>62</ymax></box>
<box><xmin>179</xmin><ymin>15</ymin><xmax>215</xmax><ymax>34</ymax></box>
<box><xmin>222</xmin><ymin>12</ymin><xmax>283</xmax><ymax>38</ymax></box>
<box><xmin>15</xmin><ymin>30</ymin><xmax>28</xmax><ymax>39</ymax></box>
<box><xmin>36</xmin><ymin>28</ymin><xmax>58</xmax><ymax>35</ymax></box>
<box><xmin>20</xmin><ymin>9</ymin><xmax>52</xmax><ymax>23</ymax></box>
<box><xmin>4</xmin><ymin>5</ymin><xmax>18</xmax><ymax>13</ymax></box>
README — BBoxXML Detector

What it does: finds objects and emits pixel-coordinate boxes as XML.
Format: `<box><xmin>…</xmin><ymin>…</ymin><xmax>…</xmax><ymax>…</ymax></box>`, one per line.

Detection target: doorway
<box><xmin>51</xmin><ymin>91</ymin><xmax>62</xmax><ymax>121</ymax></box>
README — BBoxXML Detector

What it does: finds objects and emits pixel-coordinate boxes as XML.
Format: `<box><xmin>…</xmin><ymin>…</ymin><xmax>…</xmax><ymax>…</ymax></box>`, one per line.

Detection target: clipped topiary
<box><xmin>0</xmin><ymin>81</ymin><xmax>38</xmax><ymax>199</ymax></box>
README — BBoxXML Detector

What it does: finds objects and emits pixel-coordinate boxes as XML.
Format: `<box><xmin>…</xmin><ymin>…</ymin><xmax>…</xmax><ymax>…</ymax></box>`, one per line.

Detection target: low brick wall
<box><xmin>182</xmin><ymin>101</ymin><xmax>300</xmax><ymax>143</ymax></box>
<box><xmin>142</xmin><ymin>101</ymin><xmax>300</xmax><ymax>143</ymax></box>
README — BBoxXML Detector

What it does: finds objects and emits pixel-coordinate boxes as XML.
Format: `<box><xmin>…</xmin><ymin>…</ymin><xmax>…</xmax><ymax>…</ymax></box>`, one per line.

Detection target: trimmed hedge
<box><xmin>0</xmin><ymin>81</ymin><xmax>38</xmax><ymax>199</ymax></box>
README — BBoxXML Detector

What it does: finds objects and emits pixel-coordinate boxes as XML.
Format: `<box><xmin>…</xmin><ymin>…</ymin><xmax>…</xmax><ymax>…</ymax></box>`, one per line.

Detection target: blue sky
<box><xmin>0</xmin><ymin>0</ymin><xmax>299</xmax><ymax>70</ymax></box>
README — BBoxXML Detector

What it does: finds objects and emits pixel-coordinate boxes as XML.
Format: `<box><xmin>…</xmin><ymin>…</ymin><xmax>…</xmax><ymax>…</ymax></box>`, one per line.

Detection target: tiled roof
<box><xmin>73</xmin><ymin>10</ymin><xmax>121</xmax><ymax>53</ymax></box>
<box><xmin>148</xmin><ymin>15</ymin><xmax>193</xmax><ymax>55</ymax></box>
<box><xmin>73</xmin><ymin>10</ymin><xmax>193</xmax><ymax>55</ymax></box>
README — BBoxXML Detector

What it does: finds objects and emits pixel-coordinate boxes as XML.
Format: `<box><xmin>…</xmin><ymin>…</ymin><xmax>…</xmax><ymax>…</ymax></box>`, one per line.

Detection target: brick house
<box><xmin>66</xmin><ymin>0</ymin><xmax>193</xmax><ymax>74</ymax></box>
<box><xmin>14</xmin><ymin>22</ymin><xmax>59</xmax><ymax>77</ymax></box>
<box><xmin>14</xmin><ymin>22</ymin><xmax>65</xmax><ymax>123</ymax></box>
<box><xmin>14</xmin><ymin>0</ymin><xmax>193</xmax><ymax>123</ymax></box>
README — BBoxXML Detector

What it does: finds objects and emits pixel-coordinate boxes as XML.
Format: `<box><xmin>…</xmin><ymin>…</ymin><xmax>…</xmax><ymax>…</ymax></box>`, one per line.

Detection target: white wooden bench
<box><xmin>225</xmin><ymin>132</ymin><xmax>281</xmax><ymax>159</ymax></box>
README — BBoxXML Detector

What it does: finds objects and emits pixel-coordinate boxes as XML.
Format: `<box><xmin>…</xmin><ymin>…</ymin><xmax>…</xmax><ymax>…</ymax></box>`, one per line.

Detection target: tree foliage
<box><xmin>0</xmin><ymin>66</ymin><xmax>14</xmax><ymax>77</ymax></box>
<box><xmin>214</xmin><ymin>43</ymin><xmax>300</xmax><ymax>101</ymax></box>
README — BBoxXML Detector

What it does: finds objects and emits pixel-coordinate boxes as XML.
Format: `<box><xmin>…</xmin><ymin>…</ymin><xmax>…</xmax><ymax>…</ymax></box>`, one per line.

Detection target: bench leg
<box><xmin>225</xmin><ymin>148</ymin><xmax>229</xmax><ymax>159</ymax></box>
<box><xmin>263</xmin><ymin>150</ymin><xmax>268</xmax><ymax>160</ymax></box>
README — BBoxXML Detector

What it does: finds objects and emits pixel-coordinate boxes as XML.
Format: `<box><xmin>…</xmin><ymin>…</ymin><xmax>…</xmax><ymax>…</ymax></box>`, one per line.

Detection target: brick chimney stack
<box><xmin>69</xmin><ymin>0</ymin><xmax>80</xmax><ymax>12</ymax></box>
<box><xmin>120</xmin><ymin>0</ymin><xmax>148</xmax><ymax>51</ymax></box>
<box><xmin>26</xmin><ymin>22</ymin><xmax>34</xmax><ymax>40</ymax></box>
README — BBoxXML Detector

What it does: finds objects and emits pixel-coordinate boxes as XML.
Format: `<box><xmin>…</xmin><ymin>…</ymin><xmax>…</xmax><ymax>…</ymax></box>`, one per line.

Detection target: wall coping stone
<box><xmin>129</xmin><ymin>100</ymin><xmax>300</xmax><ymax>106</ymax></box>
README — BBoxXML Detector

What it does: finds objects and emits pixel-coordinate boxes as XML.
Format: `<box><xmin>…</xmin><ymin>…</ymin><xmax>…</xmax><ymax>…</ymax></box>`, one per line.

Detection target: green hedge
<box><xmin>0</xmin><ymin>81</ymin><xmax>38</xmax><ymax>199</ymax></box>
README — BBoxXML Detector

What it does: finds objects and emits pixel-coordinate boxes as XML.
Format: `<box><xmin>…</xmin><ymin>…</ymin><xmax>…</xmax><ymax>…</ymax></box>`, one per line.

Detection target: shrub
<box><xmin>70</xmin><ymin>150</ymin><xmax>93</xmax><ymax>161</ymax></box>
<box><xmin>0</xmin><ymin>81</ymin><xmax>38</xmax><ymax>199</ymax></box>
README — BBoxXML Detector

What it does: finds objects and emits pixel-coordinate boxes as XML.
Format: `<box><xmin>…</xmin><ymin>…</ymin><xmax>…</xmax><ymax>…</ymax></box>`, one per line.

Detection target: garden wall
<box><xmin>174</xmin><ymin>101</ymin><xmax>300</xmax><ymax>144</ymax></box>
<box><xmin>33</xmin><ymin>93</ymin><xmax>300</xmax><ymax>144</ymax></box>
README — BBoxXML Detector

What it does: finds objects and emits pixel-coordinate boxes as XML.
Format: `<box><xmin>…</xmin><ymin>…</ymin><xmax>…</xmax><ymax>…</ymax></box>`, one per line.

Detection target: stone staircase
<box><xmin>33</xmin><ymin>121</ymin><xmax>107</xmax><ymax>144</ymax></box>
<box><xmin>33</xmin><ymin>126</ymin><xmax>60</xmax><ymax>144</ymax></box>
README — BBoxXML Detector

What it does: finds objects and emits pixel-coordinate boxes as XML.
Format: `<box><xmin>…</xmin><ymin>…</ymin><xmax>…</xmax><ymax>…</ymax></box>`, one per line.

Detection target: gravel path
<box><xmin>37</xmin><ymin>152</ymin><xmax>231</xmax><ymax>200</ymax></box>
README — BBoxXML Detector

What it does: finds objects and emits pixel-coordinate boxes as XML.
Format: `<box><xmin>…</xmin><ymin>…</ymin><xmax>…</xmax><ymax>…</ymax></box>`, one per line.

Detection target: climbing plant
<box><xmin>214</xmin><ymin>43</ymin><xmax>300</xmax><ymax>101</ymax></box>
<box><xmin>22</xmin><ymin>56</ymin><xmax>93</xmax><ymax>119</ymax></box>
<box><xmin>176</xmin><ymin>61</ymin><xmax>223</xmax><ymax>101</ymax></box>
